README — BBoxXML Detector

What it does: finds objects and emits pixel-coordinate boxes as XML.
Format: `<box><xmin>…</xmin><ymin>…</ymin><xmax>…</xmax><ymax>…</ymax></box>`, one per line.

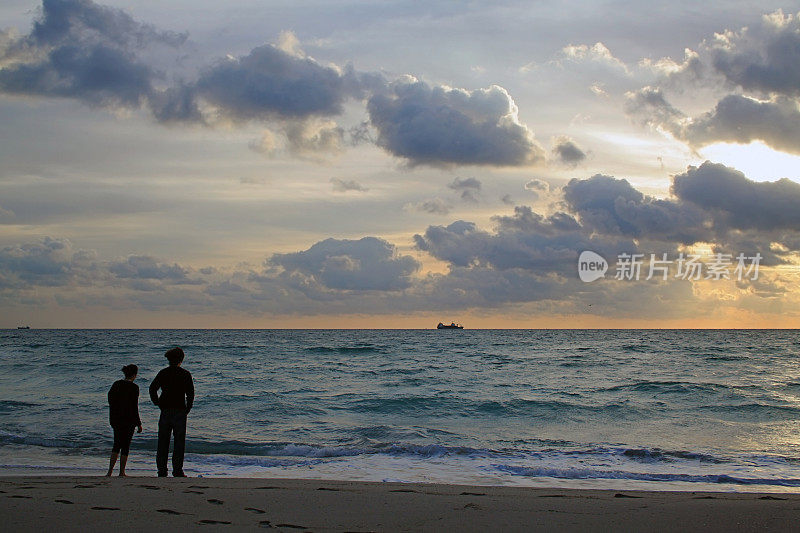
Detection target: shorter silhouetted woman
<box><xmin>106</xmin><ymin>364</ymin><xmax>143</xmax><ymax>476</ymax></box>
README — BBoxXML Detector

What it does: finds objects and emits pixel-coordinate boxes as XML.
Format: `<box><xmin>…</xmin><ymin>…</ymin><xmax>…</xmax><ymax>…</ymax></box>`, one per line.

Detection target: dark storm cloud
<box><xmin>563</xmin><ymin>173</ymin><xmax>711</xmax><ymax>244</ymax></box>
<box><xmin>447</xmin><ymin>176</ymin><xmax>482</xmax><ymax>202</ymax></box>
<box><xmin>552</xmin><ymin>136</ymin><xmax>587</xmax><ymax>166</ymax></box>
<box><xmin>707</xmin><ymin>10</ymin><xmax>800</xmax><ymax>97</ymax></box>
<box><xmin>682</xmin><ymin>95</ymin><xmax>800</xmax><ymax>154</ymax></box>
<box><xmin>30</xmin><ymin>0</ymin><xmax>186</xmax><ymax>48</ymax></box>
<box><xmin>0</xmin><ymin>1</ymin><xmax>367</xmax><ymax>125</ymax></box>
<box><xmin>2</xmin><ymin>1</ymin><xmax>556</xmax><ymax>167</ymax></box>
<box><xmin>413</xmin><ymin>210</ymin><xmax>634</xmax><ymax>277</ymax></box>
<box><xmin>195</xmin><ymin>45</ymin><xmax>359</xmax><ymax>121</ymax></box>
<box><xmin>627</xmin><ymin>89</ymin><xmax>800</xmax><ymax>154</ymax></box>
<box><xmin>629</xmin><ymin>12</ymin><xmax>800</xmax><ymax>154</ymax></box>
<box><xmin>672</xmin><ymin>161</ymin><xmax>800</xmax><ymax>232</ymax></box>
<box><xmin>367</xmin><ymin>79</ymin><xmax>545</xmax><ymax>167</ymax></box>
<box><xmin>269</xmin><ymin>237</ymin><xmax>420</xmax><ymax>291</ymax></box>
<box><xmin>0</xmin><ymin>0</ymin><xmax>185</xmax><ymax>108</ymax></box>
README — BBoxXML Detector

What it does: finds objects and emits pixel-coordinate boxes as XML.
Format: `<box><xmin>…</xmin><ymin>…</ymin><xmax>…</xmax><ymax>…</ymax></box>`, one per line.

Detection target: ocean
<box><xmin>1</xmin><ymin>329</ymin><xmax>800</xmax><ymax>492</ymax></box>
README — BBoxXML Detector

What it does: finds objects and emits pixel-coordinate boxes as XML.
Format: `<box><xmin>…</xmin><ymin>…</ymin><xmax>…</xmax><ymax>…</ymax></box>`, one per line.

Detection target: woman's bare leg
<box><xmin>106</xmin><ymin>452</ymin><xmax>118</xmax><ymax>476</ymax></box>
<box><xmin>118</xmin><ymin>454</ymin><xmax>128</xmax><ymax>477</ymax></box>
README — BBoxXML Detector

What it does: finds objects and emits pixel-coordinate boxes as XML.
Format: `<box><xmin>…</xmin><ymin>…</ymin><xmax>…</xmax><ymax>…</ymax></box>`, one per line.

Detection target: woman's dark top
<box><xmin>108</xmin><ymin>380</ymin><xmax>142</xmax><ymax>427</ymax></box>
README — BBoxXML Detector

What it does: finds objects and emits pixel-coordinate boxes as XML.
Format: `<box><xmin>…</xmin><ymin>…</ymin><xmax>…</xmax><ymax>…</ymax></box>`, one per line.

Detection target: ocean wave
<box><xmin>0</xmin><ymin>400</ymin><xmax>40</xmax><ymax>410</ymax></box>
<box><xmin>175</xmin><ymin>440</ymin><xmax>504</xmax><ymax>460</ymax></box>
<box><xmin>0</xmin><ymin>430</ymin><xmax>93</xmax><ymax>449</ymax></box>
<box><xmin>305</xmin><ymin>344</ymin><xmax>387</xmax><ymax>354</ymax></box>
<box><xmin>598</xmin><ymin>381</ymin><xmax>731</xmax><ymax>395</ymax></box>
<box><xmin>493</xmin><ymin>464</ymin><xmax>800</xmax><ymax>487</ymax></box>
<box><xmin>342</xmin><ymin>396</ymin><xmax>645</xmax><ymax>418</ymax></box>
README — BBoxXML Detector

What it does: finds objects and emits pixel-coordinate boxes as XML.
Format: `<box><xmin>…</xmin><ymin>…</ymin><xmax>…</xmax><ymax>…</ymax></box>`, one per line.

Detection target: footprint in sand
<box><xmin>199</xmin><ymin>519</ymin><xmax>231</xmax><ymax>525</ymax></box>
<box><xmin>156</xmin><ymin>509</ymin><xmax>184</xmax><ymax>515</ymax></box>
<box><xmin>258</xmin><ymin>520</ymin><xmax>272</xmax><ymax>528</ymax></box>
<box><xmin>245</xmin><ymin>507</ymin><xmax>266</xmax><ymax>514</ymax></box>
<box><xmin>207</xmin><ymin>499</ymin><xmax>224</xmax><ymax>505</ymax></box>
<box><xmin>138</xmin><ymin>485</ymin><xmax>160</xmax><ymax>490</ymax></box>
<box><xmin>460</xmin><ymin>492</ymin><xmax>485</xmax><ymax>496</ymax></box>
<box><xmin>91</xmin><ymin>506</ymin><xmax>121</xmax><ymax>510</ymax></box>
<box><xmin>275</xmin><ymin>524</ymin><xmax>307</xmax><ymax>530</ymax></box>
<box><xmin>55</xmin><ymin>499</ymin><xmax>74</xmax><ymax>504</ymax></box>
<box><xmin>9</xmin><ymin>495</ymin><xmax>33</xmax><ymax>499</ymax></box>
<box><xmin>184</xmin><ymin>490</ymin><xmax>204</xmax><ymax>494</ymax></box>
<box><xmin>316</xmin><ymin>487</ymin><xmax>340</xmax><ymax>491</ymax></box>
<box><xmin>389</xmin><ymin>489</ymin><xmax>418</xmax><ymax>493</ymax></box>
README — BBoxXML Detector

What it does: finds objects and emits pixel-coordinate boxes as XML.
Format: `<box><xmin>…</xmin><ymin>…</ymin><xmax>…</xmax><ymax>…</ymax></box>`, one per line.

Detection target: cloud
<box><xmin>0</xmin><ymin>0</ymin><xmax>185</xmax><ymax>109</ymax></box>
<box><xmin>681</xmin><ymin>95</ymin><xmax>800</xmax><ymax>154</ymax></box>
<box><xmin>2</xmin><ymin>1</ymin><xmax>558</xmax><ymax>166</ymax></box>
<box><xmin>447</xmin><ymin>176</ymin><xmax>482</xmax><ymax>202</ymax></box>
<box><xmin>331</xmin><ymin>177</ymin><xmax>368</xmax><ymax>193</ymax></box>
<box><xmin>523</xmin><ymin>178</ymin><xmax>551</xmax><ymax>202</ymax></box>
<box><xmin>563</xmin><ymin>173</ymin><xmax>711</xmax><ymax>244</ymax></box>
<box><xmin>367</xmin><ymin>79</ymin><xmax>545</xmax><ymax>167</ymax></box>
<box><xmin>551</xmin><ymin>136</ymin><xmax>587</xmax><ymax>166</ymax></box>
<box><xmin>415</xmin><ymin>213</ymin><xmax>595</xmax><ymax>274</ymax></box>
<box><xmin>408</xmin><ymin>198</ymin><xmax>451</xmax><ymax>215</ymax></box>
<box><xmin>672</xmin><ymin>161</ymin><xmax>800</xmax><ymax>232</ymax></box>
<box><xmin>108</xmin><ymin>255</ymin><xmax>193</xmax><ymax>282</ymax></box>
<box><xmin>269</xmin><ymin>237</ymin><xmax>420</xmax><ymax>291</ymax></box>
<box><xmin>627</xmin><ymin>89</ymin><xmax>800</xmax><ymax>154</ymax></box>
<box><xmin>283</xmin><ymin>119</ymin><xmax>345</xmax><ymax>159</ymax></box>
<box><xmin>195</xmin><ymin>44</ymin><xmax>359</xmax><ymax>121</ymax></box>
<box><xmin>628</xmin><ymin>11</ymin><xmax>800</xmax><ymax>155</ymax></box>
<box><xmin>0</xmin><ymin>237</ymin><xmax>84</xmax><ymax>287</ymax></box>
<box><xmin>707</xmin><ymin>10</ymin><xmax>800</xmax><ymax>97</ymax></box>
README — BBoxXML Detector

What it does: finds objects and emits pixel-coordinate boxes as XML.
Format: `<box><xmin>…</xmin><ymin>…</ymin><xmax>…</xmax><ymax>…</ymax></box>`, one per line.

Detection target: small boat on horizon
<box><xmin>17</xmin><ymin>326</ymin><xmax>31</xmax><ymax>329</ymax></box>
<box><xmin>437</xmin><ymin>322</ymin><xmax>463</xmax><ymax>329</ymax></box>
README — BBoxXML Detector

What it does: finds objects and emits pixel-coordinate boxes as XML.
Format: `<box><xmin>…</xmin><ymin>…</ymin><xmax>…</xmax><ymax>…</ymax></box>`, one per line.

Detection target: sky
<box><xmin>1</xmin><ymin>0</ymin><xmax>800</xmax><ymax>328</ymax></box>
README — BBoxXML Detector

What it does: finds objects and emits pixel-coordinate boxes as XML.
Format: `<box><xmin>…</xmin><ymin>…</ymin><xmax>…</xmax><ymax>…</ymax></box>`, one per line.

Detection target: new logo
<box><xmin>578</xmin><ymin>251</ymin><xmax>608</xmax><ymax>282</ymax></box>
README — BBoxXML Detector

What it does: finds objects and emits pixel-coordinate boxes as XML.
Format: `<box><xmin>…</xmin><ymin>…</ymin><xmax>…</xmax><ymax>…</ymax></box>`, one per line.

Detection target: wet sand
<box><xmin>1</xmin><ymin>476</ymin><xmax>799</xmax><ymax>531</ymax></box>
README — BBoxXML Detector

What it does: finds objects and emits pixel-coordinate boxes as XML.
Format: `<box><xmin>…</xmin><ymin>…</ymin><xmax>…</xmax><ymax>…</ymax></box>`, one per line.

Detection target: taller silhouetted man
<box><xmin>149</xmin><ymin>347</ymin><xmax>194</xmax><ymax>477</ymax></box>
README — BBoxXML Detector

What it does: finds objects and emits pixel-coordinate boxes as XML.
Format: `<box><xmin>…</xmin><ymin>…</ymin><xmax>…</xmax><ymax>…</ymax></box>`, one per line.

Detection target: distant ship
<box><xmin>437</xmin><ymin>322</ymin><xmax>463</xmax><ymax>329</ymax></box>
<box><xmin>17</xmin><ymin>326</ymin><xmax>30</xmax><ymax>329</ymax></box>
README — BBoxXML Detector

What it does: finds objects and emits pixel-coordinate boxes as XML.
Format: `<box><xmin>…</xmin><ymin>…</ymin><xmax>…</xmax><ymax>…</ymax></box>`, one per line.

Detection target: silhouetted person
<box><xmin>106</xmin><ymin>364</ymin><xmax>142</xmax><ymax>477</ymax></box>
<box><xmin>149</xmin><ymin>347</ymin><xmax>194</xmax><ymax>477</ymax></box>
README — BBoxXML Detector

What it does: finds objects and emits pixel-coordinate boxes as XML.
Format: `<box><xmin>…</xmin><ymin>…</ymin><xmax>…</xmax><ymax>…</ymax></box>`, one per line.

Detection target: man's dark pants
<box><xmin>157</xmin><ymin>408</ymin><xmax>187</xmax><ymax>476</ymax></box>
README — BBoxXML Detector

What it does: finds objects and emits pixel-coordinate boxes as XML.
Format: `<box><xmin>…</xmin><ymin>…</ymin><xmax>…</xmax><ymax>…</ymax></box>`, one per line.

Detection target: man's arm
<box><xmin>149</xmin><ymin>372</ymin><xmax>161</xmax><ymax>406</ymax></box>
<box><xmin>185</xmin><ymin>372</ymin><xmax>194</xmax><ymax>413</ymax></box>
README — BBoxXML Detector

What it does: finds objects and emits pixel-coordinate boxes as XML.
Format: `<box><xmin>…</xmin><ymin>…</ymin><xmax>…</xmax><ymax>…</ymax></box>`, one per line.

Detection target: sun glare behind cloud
<box><xmin>698</xmin><ymin>142</ymin><xmax>800</xmax><ymax>183</ymax></box>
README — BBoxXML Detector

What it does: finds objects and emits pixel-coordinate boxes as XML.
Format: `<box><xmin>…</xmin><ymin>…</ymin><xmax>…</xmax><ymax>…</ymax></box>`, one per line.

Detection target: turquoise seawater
<box><xmin>2</xmin><ymin>329</ymin><xmax>800</xmax><ymax>491</ymax></box>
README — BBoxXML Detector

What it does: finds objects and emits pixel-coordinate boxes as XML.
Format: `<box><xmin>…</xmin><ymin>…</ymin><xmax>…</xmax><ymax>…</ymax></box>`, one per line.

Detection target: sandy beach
<box><xmin>1</xmin><ymin>476</ymin><xmax>799</xmax><ymax>532</ymax></box>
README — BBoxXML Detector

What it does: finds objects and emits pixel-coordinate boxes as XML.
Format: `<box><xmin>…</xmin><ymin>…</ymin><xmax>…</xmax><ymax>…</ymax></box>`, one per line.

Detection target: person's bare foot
<box><xmin>118</xmin><ymin>473</ymin><xmax>127</xmax><ymax>477</ymax></box>
<box><xmin>105</xmin><ymin>472</ymin><xmax>113</xmax><ymax>477</ymax></box>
